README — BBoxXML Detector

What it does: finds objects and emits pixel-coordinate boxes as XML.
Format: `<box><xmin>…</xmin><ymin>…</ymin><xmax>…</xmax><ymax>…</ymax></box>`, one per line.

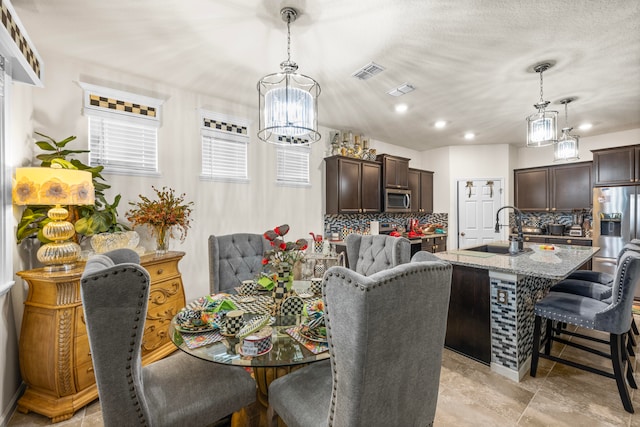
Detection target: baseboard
<box><xmin>491</xmin><ymin>358</ymin><xmax>530</xmax><ymax>382</ymax></box>
<box><xmin>0</xmin><ymin>382</ymin><xmax>26</xmax><ymax>427</ymax></box>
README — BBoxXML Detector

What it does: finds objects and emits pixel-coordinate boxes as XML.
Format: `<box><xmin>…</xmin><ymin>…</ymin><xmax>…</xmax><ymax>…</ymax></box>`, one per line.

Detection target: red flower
<box><xmin>262</xmin><ymin>258</ymin><xmax>268</xmax><ymax>265</ymax></box>
<box><xmin>279</xmin><ymin>242</ymin><xmax>287</xmax><ymax>250</ymax></box>
<box><xmin>301</xmin><ymin>244</ymin><xmax>308</xmax><ymax>251</ymax></box>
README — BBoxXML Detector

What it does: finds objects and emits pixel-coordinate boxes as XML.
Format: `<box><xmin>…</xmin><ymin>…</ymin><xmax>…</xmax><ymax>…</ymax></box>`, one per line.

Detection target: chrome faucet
<box><xmin>495</xmin><ymin>205</ymin><xmax>524</xmax><ymax>251</ymax></box>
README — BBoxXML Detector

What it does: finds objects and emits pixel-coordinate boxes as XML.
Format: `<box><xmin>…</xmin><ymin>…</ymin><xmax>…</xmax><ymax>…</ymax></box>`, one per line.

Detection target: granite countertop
<box><xmin>436</xmin><ymin>241</ymin><xmax>600</xmax><ymax>280</ymax></box>
<box><xmin>514</xmin><ymin>233</ymin><xmax>593</xmax><ymax>242</ymax></box>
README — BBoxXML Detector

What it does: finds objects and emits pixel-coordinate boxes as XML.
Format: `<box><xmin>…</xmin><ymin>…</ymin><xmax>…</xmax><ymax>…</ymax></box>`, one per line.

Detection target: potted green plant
<box><xmin>16</xmin><ymin>132</ymin><xmax>128</xmax><ymax>245</ymax></box>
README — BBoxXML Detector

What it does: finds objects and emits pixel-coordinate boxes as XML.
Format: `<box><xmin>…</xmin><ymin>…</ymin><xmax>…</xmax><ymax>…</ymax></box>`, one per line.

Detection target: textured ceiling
<box><xmin>12</xmin><ymin>0</ymin><xmax>640</xmax><ymax>151</ymax></box>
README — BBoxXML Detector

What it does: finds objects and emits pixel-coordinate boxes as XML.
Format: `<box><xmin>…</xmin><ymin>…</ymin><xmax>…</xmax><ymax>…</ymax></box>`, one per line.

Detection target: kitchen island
<box><xmin>436</xmin><ymin>241</ymin><xmax>599</xmax><ymax>381</ymax></box>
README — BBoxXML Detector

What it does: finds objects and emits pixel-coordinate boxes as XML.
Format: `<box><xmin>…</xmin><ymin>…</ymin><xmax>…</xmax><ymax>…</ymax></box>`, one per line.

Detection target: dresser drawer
<box><xmin>75</xmin><ymin>360</ymin><xmax>95</xmax><ymax>391</ymax></box>
<box><xmin>75</xmin><ymin>334</ymin><xmax>93</xmax><ymax>367</ymax></box>
<box><xmin>142</xmin><ymin>282</ymin><xmax>185</xmax><ymax>357</ymax></box>
<box><xmin>75</xmin><ymin>306</ymin><xmax>87</xmax><ymax>337</ymax></box>
<box><xmin>145</xmin><ymin>260</ymin><xmax>180</xmax><ymax>282</ymax></box>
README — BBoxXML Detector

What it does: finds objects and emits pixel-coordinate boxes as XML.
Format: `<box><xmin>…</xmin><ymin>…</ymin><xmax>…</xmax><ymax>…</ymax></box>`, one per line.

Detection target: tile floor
<box><xmin>8</xmin><ymin>324</ymin><xmax>640</xmax><ymax>426</ymax></box>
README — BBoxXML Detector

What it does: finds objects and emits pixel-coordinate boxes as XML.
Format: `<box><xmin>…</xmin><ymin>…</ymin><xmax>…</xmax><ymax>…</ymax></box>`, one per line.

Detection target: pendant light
<box><xmin>257</xmin><ymin>7</ymin><xmax>321</xmax><ymax>145</ymax></box>
<box><xmin>526</xmin><ymin>62</ymin><xmax>558</xmax><ymax>147</ymax></box>
<box><xmin>554</xmin><ymin>97</ymin><xmax>580</xmax><ymax>162</ymax></box>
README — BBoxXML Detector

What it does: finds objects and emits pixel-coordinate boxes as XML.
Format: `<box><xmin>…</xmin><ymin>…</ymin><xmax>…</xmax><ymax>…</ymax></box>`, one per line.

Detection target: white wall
<box><xmin>515</xmin><ymin>128</ymin><xmax>640</xmax><ymax>168</ymax></box>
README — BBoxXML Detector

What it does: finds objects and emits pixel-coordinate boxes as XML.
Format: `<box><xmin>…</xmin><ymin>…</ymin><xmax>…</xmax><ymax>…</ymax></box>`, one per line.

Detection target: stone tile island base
<box><xmin>490</xmin><ymin>271</ymin><xmax>553</xmax><ymax>381</ymax></box>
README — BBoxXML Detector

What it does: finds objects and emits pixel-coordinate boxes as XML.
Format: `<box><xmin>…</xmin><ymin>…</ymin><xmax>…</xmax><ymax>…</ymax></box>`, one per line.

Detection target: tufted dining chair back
<box><xmin>344</xmin><ymin>234</ymin><xmax>410</xmax><ymax>276</ymax></box>
<box><xmin>209</xmin><ymin>233</ymin><xmax>271</xmax><ymax>293</ymax></box>
<box><xmin>268</xmin><ymin>256</ymin><xmax>452</xmax><ymax>427</ymax></box>
<box><xmin>81</xmin><ymin>248</ymin><xmax>255</xmax><ymax>427</ymax></box>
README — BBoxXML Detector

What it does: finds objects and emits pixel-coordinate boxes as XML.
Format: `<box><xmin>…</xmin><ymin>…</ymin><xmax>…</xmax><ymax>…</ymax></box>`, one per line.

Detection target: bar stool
<box><xmin>530</xmin><ymin>251</ymin><xmax>640</xmax><ymax>413</ymax></box>
<box><xmin>551</xmin><ymin>243</ymin><xmax>640</xmax><ymax>341</ymax></box>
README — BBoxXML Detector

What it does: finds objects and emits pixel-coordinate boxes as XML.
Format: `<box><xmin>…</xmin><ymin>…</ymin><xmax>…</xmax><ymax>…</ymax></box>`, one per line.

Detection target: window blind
<box><xmin>276</xmin><ymin>146</ymin><xmax>310</xmax><ymax>186</ymax></box>
<box><xmin>89</xmin><ymin>115</ymin><xmax>158</xmax><ymax>173</ymax></box>
<box><xmin>201</xmin><ymin>131</ymin><xmax>248</xmax><ymax>181</ymax></box>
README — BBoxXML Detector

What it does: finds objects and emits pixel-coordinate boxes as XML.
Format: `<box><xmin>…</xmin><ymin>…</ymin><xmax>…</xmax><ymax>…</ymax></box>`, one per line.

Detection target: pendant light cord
<box><xmin>539</xmin><ymin>68</ymin><xmax>545</xmax><ymax>103</ymax></box>
<box><xmin>286</xmin><ymin>12</ymin><xmax>292</xmax><ymax>63</ymax></box>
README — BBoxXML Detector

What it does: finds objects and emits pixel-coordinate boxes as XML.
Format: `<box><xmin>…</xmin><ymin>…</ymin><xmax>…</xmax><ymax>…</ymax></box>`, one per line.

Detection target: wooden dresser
<box><xmin>15</xmin><ymin>251</ymin><xmax>186</xmax><ymax>423</ymax></box>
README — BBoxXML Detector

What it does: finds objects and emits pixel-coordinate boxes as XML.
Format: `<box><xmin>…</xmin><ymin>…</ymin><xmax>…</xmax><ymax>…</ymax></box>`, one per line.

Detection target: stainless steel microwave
<box><xmin>384</xmin><ymin>188</ymin><xmax>411</xmax><ymax>212</ymax></box>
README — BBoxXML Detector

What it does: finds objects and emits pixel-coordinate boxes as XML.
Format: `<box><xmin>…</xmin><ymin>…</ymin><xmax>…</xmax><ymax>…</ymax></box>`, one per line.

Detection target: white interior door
<box><xmin>457</xmin><ymin>179</ymin><xmax>503</xmax><ymax>249</ymax></box>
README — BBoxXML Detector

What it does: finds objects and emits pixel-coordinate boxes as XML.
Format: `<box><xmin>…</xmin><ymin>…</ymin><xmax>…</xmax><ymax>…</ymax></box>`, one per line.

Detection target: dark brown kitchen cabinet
<box><xmin>592</xmin><ymin>145</ymin><xmax>640</xmax><ymax>186</ymax></box>
<box><xmin>408</xmin><ymin>168</ymin><xmax>434</xmax><ymax>213</ymax></box>
<box><xmin>514</xmin><ymin>162</ymin><xmax>592</xmax><ymax>211</ymax></box>
<box><xmin>377</xmin><ymin>154</ymin><xmax>410</xmax><ymax>189</ymax></box>
<box><xmin>550</xmin><ymin>162</ymin><xmax>593</xmax><ymax>210</ymax></box>
<box><xmin>325</xmin><ymin>156</ymin><xmax>381</xmax><ymax>214</ymax></box>
<box><xmin>445</xmin><ymin>265</ymin><xmax>491</xmax><ymax>364</ymax></box>
<box><xmin>422</xmin><ymin>235</ymin><xmax>447</xmax><ymax>253</ymax></box>
<box><xmin>514</xmin><ymin>167</ymin><xmax>549</xmax><ymax>211</ymax></box>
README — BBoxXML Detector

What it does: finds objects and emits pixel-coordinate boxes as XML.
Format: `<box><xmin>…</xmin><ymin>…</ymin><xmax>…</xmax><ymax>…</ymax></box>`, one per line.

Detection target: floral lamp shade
<box><xmin>13</xmin><ymin>167</ymin><xmax>95</xmax><ymax>206</ymax></box>
<box><xmin>13</xmin><ymin>167</ymin><xmax>95</xmax><ymax>271</ymax></box>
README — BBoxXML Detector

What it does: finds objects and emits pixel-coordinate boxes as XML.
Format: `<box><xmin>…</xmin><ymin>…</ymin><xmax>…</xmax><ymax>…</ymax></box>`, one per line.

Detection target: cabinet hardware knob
<box><xmin>157</xmin><ymin>269</ymin><xmax>164</xmax><ymax>274</ymax></box>
<box><xmin>567</xmin><ymin>240</ymin><xmax>572</xmax><ymax>244</ymax></box>
<box><xmin>87</xmin><ymin>367</ymin><xmax>94</xmax><ymax>373</ymax></box>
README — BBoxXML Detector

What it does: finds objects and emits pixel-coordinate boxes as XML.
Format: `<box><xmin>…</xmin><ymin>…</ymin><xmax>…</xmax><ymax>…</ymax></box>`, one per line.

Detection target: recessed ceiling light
<box><xmin>464</xmin><ymin>132</ymin><xmax>475</xmax><ymax>140</ymax></box>
<box><xmin>579</xmin><ymin>123</ymin><xmax>593</xmax><ymax>131</ymax></box>
<box><xmin>395</xmin><ymin>104</ymin><xmax>408</xmax><ymax>113</ymax></box>
<box><xmin>434</xmin><ymin>120</ymin><xmax>447</xmax><ymax>129</ymax></box>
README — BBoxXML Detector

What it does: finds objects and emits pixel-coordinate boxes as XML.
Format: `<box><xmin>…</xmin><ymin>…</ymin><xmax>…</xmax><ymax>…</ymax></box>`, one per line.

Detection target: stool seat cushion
<box><xmin>550</xmin><ymin>278</ymin><xmax>613</xmax><ymax>300</ymax></box>
<box><xmin>566</xmin><ymin>270</ymin><xmax>614</xmax><ymax>286</ymax></box>
<box><xmin>534</xmin><ymin>291</ymin><xmax>609</xmax><ymax>330</ymax></box>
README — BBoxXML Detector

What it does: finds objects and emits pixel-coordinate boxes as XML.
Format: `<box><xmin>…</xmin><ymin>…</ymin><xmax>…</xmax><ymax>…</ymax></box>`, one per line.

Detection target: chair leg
<box><xmin>544</xmin><ymin>319</ymin><xmax>553</xmax><ymax>355</ymax></box>
<box><xmin>530</xmin><ymin>315</ymin><xmax>542</xmax><ymax>377</ymax></box>
<box><xmin>611</xmin><ymin>333</ymin><xmax>634</xmax><ymax>413</ymax></box>
<box><xmin>632</xmin><ymin>317</ymin><xmax>639</xmax><ymax>336</ymax></box>
<box><xmin>623</xmin><ymin>334</ymin><xmax>638</xmax><ymax>390</ymax></box>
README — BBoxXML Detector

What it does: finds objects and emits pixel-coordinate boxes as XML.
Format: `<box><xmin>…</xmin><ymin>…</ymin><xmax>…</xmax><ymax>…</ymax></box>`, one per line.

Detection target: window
<box><xmin>79</xmin><ymin>82</ymin><xmax>163</xmax><ymax>175</ymax></box>
<box><xmin>276</xmin><ymin>145</ymin><xmax>310</xmax><ymax>186</ymax></box>
<box><xmin>200</xmin><ymin>110</ymin><xmax>249</xmax><ymax>182</ymax></box>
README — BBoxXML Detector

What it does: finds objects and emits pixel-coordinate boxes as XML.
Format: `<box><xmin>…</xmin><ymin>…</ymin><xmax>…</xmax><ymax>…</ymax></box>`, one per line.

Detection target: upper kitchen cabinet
<box><xmin>514</xmin><ymin>162</ymin><xmax>592</xmax><ymax>211</ymax></box>
<box><xmin>550</xmin><ymin>162</ymin><xmax>593</xmax><ymax>210</ymax></box>
<box><xmin>377</xmin><ymin>154</ymin><xmax>410</xmax><ymax>189</ymax></box>
<box><xmin>592</xmin><ymin>145</ymin><xmax>640</xmax><ymax>186</ymax></box>
<box><xmin>514</xmin><ymin>167</ymin><xmax>549</xmax><ymax>211</ymax></box>
<box><xmin>408</xmin><ymin>168</ymin><xmax>434</xmax><ymax>213</ymax></box>
<box><xmin>325</xmin><ymin>156</ymin><xmax>381</xmax><ymax>214</ymax></box>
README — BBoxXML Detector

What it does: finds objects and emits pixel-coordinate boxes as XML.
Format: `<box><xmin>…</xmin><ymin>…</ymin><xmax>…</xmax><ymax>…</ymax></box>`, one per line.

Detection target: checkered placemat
<box><xmin>229</xmin><ymin>294</ymin><xmax>273</xmax><ymax>315</ymax></box>
<box><xmin>286</xmin><ymin>326</ymin><xmax>329</xmax><ymax>354</ymax></box>
<box><xmin>184</xmin><ymin>294</ymin><xmax>273</xmax><ymax>315</ymax></box>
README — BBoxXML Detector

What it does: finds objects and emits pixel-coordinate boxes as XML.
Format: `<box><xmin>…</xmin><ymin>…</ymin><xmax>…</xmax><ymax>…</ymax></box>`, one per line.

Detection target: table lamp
<box><xmin>13</xmin><ymin>166</ymin><xmax>95</xmax><ymax>271</ymax></box>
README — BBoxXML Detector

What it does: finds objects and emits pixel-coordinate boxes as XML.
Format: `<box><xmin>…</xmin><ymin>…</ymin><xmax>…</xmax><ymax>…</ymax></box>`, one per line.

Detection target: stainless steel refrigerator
<box><xmin>592</xmin><ymin>187</ymin><xmax>640</xmax><ymax>295</ymax></box>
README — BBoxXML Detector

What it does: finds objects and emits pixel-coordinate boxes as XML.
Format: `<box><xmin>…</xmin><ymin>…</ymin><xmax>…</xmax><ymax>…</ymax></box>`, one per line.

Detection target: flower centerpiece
<box><xmin>262</xmin><ymin>224</ymin><xmax>307</xmax><ymax>298</ymax></box>
<box><xmin>125</xmin><ymin>186</ymin><xmax>193</xmax><ymax>255</ymax></box>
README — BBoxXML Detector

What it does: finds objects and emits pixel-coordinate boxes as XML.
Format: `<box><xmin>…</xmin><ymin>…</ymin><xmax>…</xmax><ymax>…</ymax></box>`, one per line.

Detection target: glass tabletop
<box><xmin>169</xmin><ymin>313</ymin><xmax>330</xmax><ymax>367</ymax></box>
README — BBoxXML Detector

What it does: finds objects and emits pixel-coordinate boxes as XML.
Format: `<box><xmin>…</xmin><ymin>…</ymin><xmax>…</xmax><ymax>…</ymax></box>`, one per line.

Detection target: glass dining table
<box><xmin>168</xmin><ymin>290</ymin><xmax>329</xmax><ymax>408</ymax></box>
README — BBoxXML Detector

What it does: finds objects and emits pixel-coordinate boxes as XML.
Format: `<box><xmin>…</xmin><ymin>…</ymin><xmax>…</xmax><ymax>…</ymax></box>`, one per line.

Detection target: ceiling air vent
<box><xmin>387</xmin><ymin>83</ymin><xmax>416</xmax><ymax>97</ymax></box>
<box><xmin>351</xmin><ymin>62</ymin><xmax>385</xmax><ymax>80</ymax></box>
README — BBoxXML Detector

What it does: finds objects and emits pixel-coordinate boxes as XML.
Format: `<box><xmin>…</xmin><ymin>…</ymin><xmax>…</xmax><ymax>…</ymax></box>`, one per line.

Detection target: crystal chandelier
<box><xmin>257</xmin><ymin>7</ymin><xmax>321</xmax><ymax>145</ymax></box>
<box><xmin>526</xmin><ymin>62</ymin><xmax>558</xmax><ymax>147</ymax></box>
<box><xmin>554</xmin><ymin>97</ymin><xmax>580</xmax><ymax>162</ymax></box>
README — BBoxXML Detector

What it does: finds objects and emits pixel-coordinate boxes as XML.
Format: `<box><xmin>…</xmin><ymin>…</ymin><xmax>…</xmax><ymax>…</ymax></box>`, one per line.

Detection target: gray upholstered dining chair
<box><xmin>530</xmin><ymin>250</ymin><xmax>640</xmax><ymax>413</ymax></box>
<box><xmin>208</xmin><ymin>233</ymin><xmax>271</xmax><ymax>293</ymax></box>
<box><xmin>344</xmin><ymin>233</ymin><xmax>411</xmax><ymax>276</ymax></box>
<box><xmin>81</xmin><ymin>249</ymin><xmax>256</xmax><ymax>427</ymax></box>
<box><xmin>267</xmin><ymin>253</ymin><xmax>453</xmax><ymax>427</ymax></box>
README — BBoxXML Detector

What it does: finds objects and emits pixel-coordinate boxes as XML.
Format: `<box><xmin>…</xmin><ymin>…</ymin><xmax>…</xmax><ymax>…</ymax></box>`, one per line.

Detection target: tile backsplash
<box><xmin>324</xmin><ymin>213</ymin><xmax>448</xmax><ymax>237</ymax></box>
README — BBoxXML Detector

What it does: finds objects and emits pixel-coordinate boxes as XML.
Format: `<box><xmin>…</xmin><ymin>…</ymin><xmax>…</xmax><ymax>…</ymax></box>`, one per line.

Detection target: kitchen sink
<box><xmin>463</xmin><ymin>244</ymin><xmax>533</xmax><ymax>256</ymax></box>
